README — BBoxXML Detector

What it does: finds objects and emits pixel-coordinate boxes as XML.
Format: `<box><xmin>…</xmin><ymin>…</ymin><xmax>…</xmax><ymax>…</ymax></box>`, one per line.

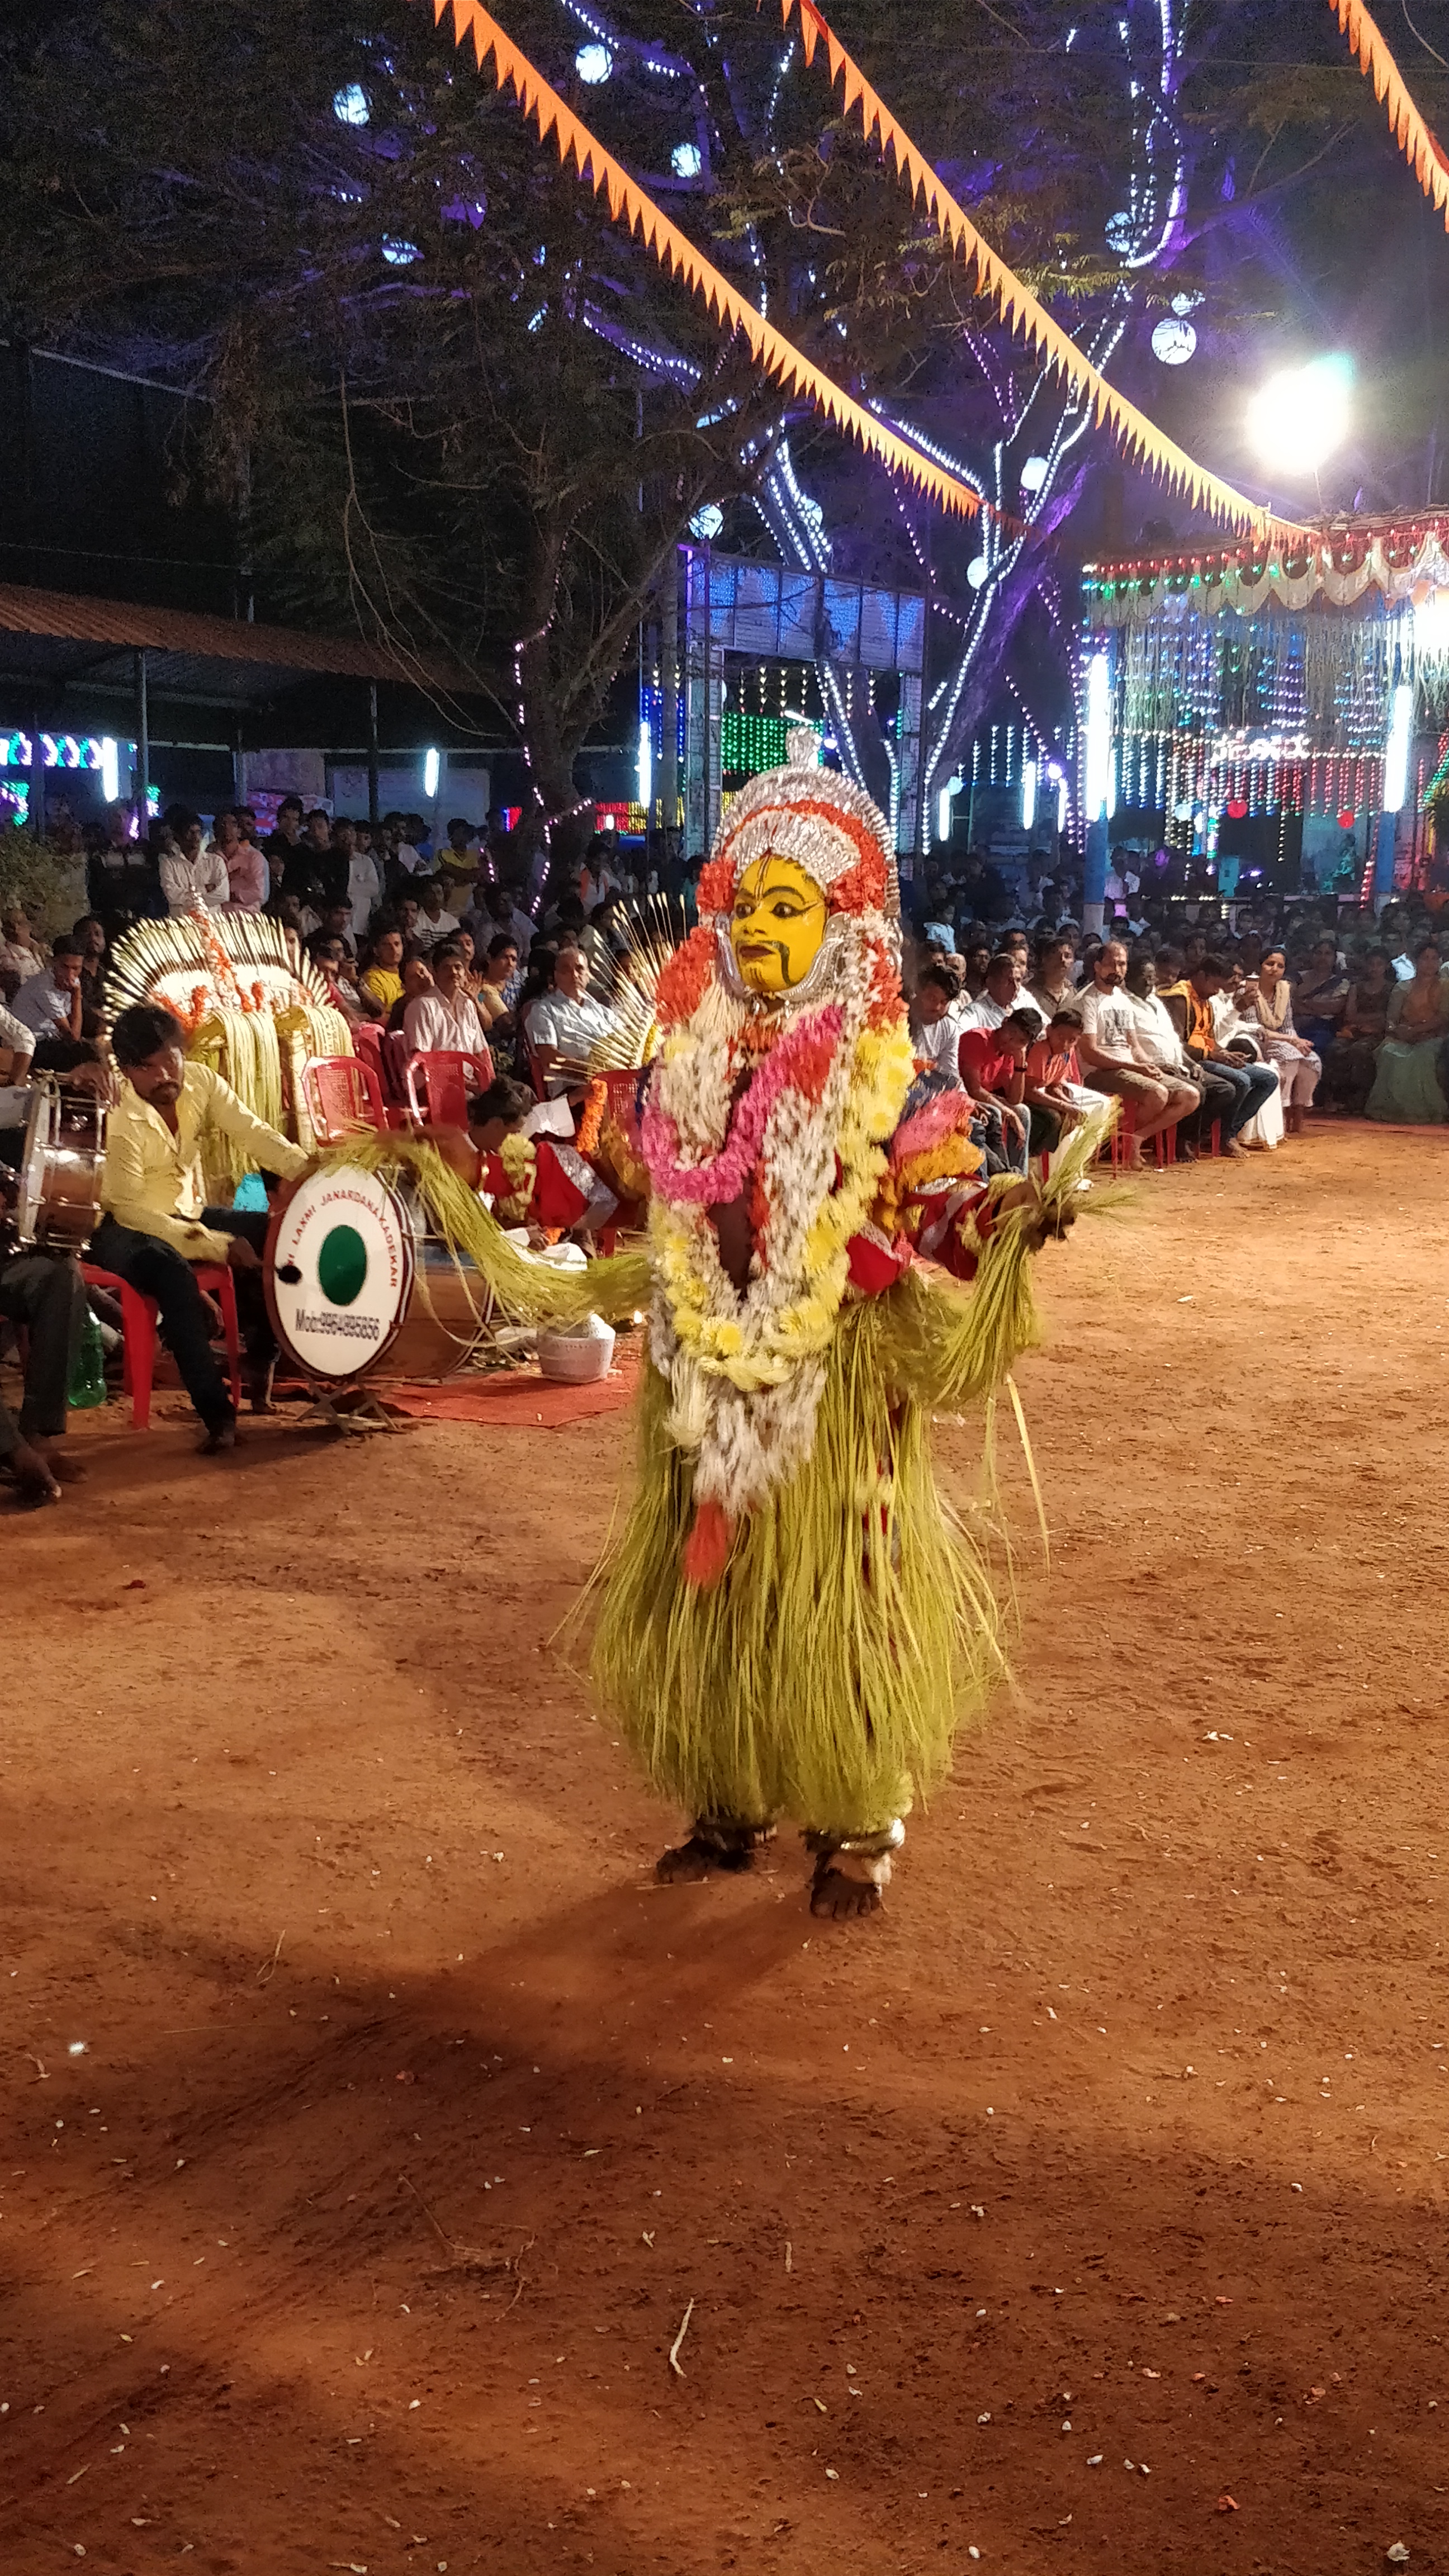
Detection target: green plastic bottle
<box><xmin>68</xmin><ymin>1303</ymin><xmax>108</xmax><ymax>1410</ymax></box>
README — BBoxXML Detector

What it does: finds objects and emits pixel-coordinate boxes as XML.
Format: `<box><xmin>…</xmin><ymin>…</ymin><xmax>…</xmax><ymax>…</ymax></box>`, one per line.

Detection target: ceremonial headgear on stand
<box><xmin>698</xmin><ymin>726</ymin><xmax>900</xmax><ymax>924</ymax></box>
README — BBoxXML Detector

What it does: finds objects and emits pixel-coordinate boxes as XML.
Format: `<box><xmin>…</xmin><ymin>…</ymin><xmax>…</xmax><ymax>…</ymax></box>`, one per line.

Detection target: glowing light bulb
<box><xmin>1247</xmin><ymin>355</ymin><xmax>1352</xmax><ymax>475</ymax></box>
<box><xmin>424</xmin><ymin>748</ymin><xmax>440</xmax><ymax>798</ymax></box>
<box><xmin>575</xmin><ymin>42</ymin><xmax>613</xmax><ymax>83</ymax></box>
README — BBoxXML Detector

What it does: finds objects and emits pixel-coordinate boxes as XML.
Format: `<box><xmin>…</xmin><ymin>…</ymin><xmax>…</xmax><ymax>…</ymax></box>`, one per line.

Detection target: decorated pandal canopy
<box><xmin>1079</xmin><ymin>513</ymin><xmax>1449</xmax><ymax>897</ymax></box>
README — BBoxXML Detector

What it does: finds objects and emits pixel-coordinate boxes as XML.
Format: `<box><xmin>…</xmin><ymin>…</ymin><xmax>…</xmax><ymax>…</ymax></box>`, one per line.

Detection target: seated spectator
<box><xmin>0</xmin><ymin>908</ymin><xmax>46</xmax><ymax>998</ymax></box>
<box><xmin>359</xmin><ymin>926</ymin><xmax>405</xmax><ymax>1019</ymax></box>
<box><xmin>1076</xmin><ymin>938</ymin><xmax>1196</xmax><ymax>1169</ymax></box>
<box><xmin>1027</xmin><ymin>932</ymin><xmax>1078</xmax><ymax>1022</ymax></box>
<box><xmin>0</xmin><ymin>1213</ymin><xmax>86</xmax><ymax>1506</ymax></box>
<box><xmin>1124</xmin><ymin>954</ymin><xmax>1236</xmax><ymax>1163</ymax></box>
<box><xmin>401</xmin><ymin>937</ymin><xmax>495</xmax><ymax>1068</ymax></box>
<box><xmin>12</xmin><ymin>936</ymin><xmax>85</xmax><ymax>1043</ymax></box>
<box><xmin>1292</xmin><ymin>936</ymin><xmax>1351</xmax><ymax>1057</ymax></box>
<box><xmin>962</xmin><ymin>950</ymin><xmax>1035</xmax><ymax>1035</ymax></box>
<box><xmin>72</xmin><ymin>915</ymin><xmax>108</xmax><ymax>1036</ymax></box>
<box><xmin>307</xmin><ymin>932</ymin><xmax>366</xmax><ymax>1028</ymax></box>
<box><xmin>1241</xmin><ymin>947</ymin><xmax>1320</xmax><ymax>1135</ymax></box>
<box><xmin>525</xmin><ymin>944</ymin><xmax>617</xmax><ymax>1097</ymax></box>
<box><xmin>87</xmin><ymin>802</ymin><xmax>158</xmax><ymax>925</ymax></box>
<box><xmin>909</xmin><ymin>962</ymin><xmax>967</xmax><ymax>1078</ymax></box>
<box><xmin>160</xmin><ymin>815</ymin><xmax>229</xmax><ymax>915</ymax></box>
<box><xmin>1002</xmin><ymin>929</ymin><xmax>1031</xmax><ymax>989</ymax></box>
<box><xmin>476</xmin><ymin>934</ymin><xmax>521</xmax><ymax>1035</ymax></box>
<box><xmin>1022</xmin><ymin>1005</ymin><xmax>1094</xmax><ymax>1153</ymax></box>
<box><xmin>411</xmin><ymin>878</ymin><xmax>460</xmax><ymax>951</ymax></box>
<box><xmin>211</xmin><ymin>808</ymin><xmax>266</xmax><ymax>911</ymax></box>
<box><xmin>960</xmin><ymin>935</ymin><xmax>993</xmax><ymax>1001</ymax></box>
<box><xmin>958</xmin><ymin>1006</ymin><xmax>1036</xmax><ymax>1175</ymax></box>
<box><xmin>0</xmin><ymin>993</ymin><xmax>35</xmax><ymax>1082</ymax></box>
<box><xmin>1367</xmin><ymin>939</ymin><xmax>1449</xmax><ymax>1124</ymax></box>
<box><xmin>389</xmin><ymin>948</ymin><xmax>435</xmax><ymax>1034</ymax></box>
<box><xmin>1322</xmin><ymin>948</ymin><xmax>1395</xmax><ymax>1114</ymax></box>
<box><xmin>1156</xmin><ymin>952</ymin><xmax>1278</xmax><ymax>1158</ymax></box>
<box><xmin>306</xmin><ymin>898</ymin><xmax>358</xmax><ymax>960</ymax></box>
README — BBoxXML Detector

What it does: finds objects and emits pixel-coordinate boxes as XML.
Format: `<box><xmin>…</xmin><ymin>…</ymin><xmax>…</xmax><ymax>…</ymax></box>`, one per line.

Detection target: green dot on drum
<box><xmin>316</xmin><ymin>1222</ymin><xmax>368</xmax><ymax>1308</ymax></box>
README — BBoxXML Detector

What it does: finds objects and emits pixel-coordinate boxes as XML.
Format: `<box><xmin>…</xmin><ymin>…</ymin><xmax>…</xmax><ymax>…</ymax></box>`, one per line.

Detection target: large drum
<box><xmin>15</xmin><ymin>1078</ymin><xmax>107</xmax><ymax>1252</ymax></box>
<box><xmin>265</xmin><ymin>1163</ymin><xmax>492</xmax><ymax>1384</ymax></box>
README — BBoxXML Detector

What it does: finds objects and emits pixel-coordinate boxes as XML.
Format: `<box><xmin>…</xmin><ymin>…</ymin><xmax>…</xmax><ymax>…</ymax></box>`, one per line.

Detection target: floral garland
<box><xmin>642</xmin><ymin>1006</ymin><xmax>844</xmax><ymax>1207</ymax></box>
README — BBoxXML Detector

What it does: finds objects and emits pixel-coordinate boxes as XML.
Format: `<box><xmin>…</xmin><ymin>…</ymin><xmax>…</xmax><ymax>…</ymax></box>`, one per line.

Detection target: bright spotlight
<box><xmin>333</xmin><ymin>82</ymin><xmax>370</xmax><ymax>125</ymax></box>
<box><xmin>637</xmin><ymin>718</ymin><xmax>653</xmax><ymax>818</ymax></box>
<box><xmin>423</xmin><ymin>747</ymin><xmax>440</xmax><ymax>798</ymax></box>
<box><xmin>1084</xmin><ymin>650</ymin><xmax>1112</xmax><ymax>822</ymax></box>
<box><xmin>1247</xmin><ymin>355</ymin><xmax>1352</xmax><ymax>476</ymax></box>
<box><xmin>935</xmin><ymin>771</ymin><xmax>963</xmax><ymax>845</ymax></box>
<box><xmin>671</xmin><ymin>142</ymin><xmax>703</xmax><ymax>179</ymax></box>
<box><xmin>1020</xmin><ymin>455</ymin><xmax>1048</xmax><ymax>493</ymax></box>
<box><xmin>100</xmin><ymin>737</ymin><xmax>120</xmax><ymax>803</ymax></box>
<box><xmin>1382</xmin><ymin>683</ymin><xmax>1414</xmax><ymax>815</ymax></box>
<box><xmin>575</xmin><ymin>41</ymin><xmax>613</xmax><ymax>82</ymax></box>
<box><xmin>1021</xmin><ymin>760</ymin><xmax>1038</xmax><ymax>831</ymax></box>
<box><xmin>689</xmin><ymin>502</ymin><xmax>724</xmax><ymax>540</ymax></box>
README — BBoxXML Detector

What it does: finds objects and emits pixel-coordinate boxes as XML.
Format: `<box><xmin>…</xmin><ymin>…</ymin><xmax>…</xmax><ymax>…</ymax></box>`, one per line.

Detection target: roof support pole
<box><xmin>132</xmin><ymin>648</ymin><xmax>150</xmax><ymax>836</ymax></box>
<box><xmin>367</xmin><ymin>680</ymin><xmax>381</xmax><ymax>830</ymax></box>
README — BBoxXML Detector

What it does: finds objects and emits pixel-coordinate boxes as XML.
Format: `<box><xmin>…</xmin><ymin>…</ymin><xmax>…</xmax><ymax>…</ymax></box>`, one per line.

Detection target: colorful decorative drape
<box><xmin>776</xmin><ymin>0</ymin><xmax>1291</xmax><ymax>538</ymax></box>
<box><xmin>1329</xmin><ymin>0</ymin><xmax>1449</xmax><ymax>225</ymax></box>
<box><xmin>431</xmin><ymin>0</ymin><xmax>985</xmax><ymax>522</ymax></box>
<box><xmin>1085</xmin><ymin>522</ymin><xmax>1449</xmax><ymax>621</ymax></box>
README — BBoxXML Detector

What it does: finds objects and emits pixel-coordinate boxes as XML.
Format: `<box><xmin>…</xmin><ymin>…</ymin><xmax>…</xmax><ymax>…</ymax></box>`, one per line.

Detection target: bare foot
<box><xmin>248</xmin><ymin>1365</ymin><xmax>278</xmax><ymax>1416</ymax></box>
<box><xmin>39</xmin><ymin>1445</ymin><xmax>85</xmax><ymax>1484</ymax></box>
<box><xmin>200</xmin><ymin>1419</ymin><xmax>237</xmax><ymax>1456</ymax></box>
<box><xmin>7</xmin><ymin>1439</ymin><xmax>61</xmax><ymax>1507</ymax></box>
<box><xmin>809</xmin><ymin>1854</ymin><xmax>886</xmax><ymax>1921</ymax></box>
<box><xmin>655</xmin><ymin>1826</ymin><xmax>772</xmax><ymax>1883</ymax></box>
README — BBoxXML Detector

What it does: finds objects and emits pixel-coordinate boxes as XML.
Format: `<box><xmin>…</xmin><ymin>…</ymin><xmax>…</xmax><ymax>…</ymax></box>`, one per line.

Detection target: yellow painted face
<box><xmin>729</xmin><ymin>852</ymin><xmax>828</xmax><ymax>997</ymax></box>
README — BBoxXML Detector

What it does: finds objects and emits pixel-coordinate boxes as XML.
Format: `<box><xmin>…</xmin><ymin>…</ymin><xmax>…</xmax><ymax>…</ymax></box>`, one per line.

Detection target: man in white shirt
<box><xmin>960</xmin><ymin>951</ymin><xmax>1038</xmax><ymax>1036</ymax></box>
<box><xmin>1076</xmin><ymin>939</ymin><xmax>1195</xmax><ymax>1169</ymax></box>
<box><xmin>12</xmin><ymin>938</ymin><xmax>84</xmax><ymax>1041</ymax></box>
<box><xmin>1124</xmin><ymin>953</ymin><xmax>1237</xmax><ymax>1163</ymax></box>
<box><xmin>160</xmin><ymin>817</ymin><xmax>230</xmax><ymax>914</ymax></box>
<box><xmin>402</xmin><ymin>939</ymin><xmax>496</xmax><ymax>1065</ymax></box>
<box><xmin>0</xmin><ymin>997</ymin><xmax>35</xmax><ymax>1078</ymax></box>
<box><xmin>525</xmin><ymin>946</ymin><xmax>617</xmax><ymax>1096</ymax></box>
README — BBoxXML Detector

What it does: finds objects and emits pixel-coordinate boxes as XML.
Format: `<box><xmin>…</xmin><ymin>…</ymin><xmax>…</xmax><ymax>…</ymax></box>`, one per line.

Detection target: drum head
<box><xmin>265</xmin><ymin>1164</ymin><xmax>415</xmax><ymax>1380</ymax></box>
<box><xmin>15</xmin><ymin>1083</ymin><xmax>53</xmax><ymax>1246</ymax></box>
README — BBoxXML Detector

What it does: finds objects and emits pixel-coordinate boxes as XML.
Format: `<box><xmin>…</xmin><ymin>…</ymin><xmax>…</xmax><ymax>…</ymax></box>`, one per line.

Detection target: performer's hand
<box><xmin>225</xmin><ymin>1235</ymin><xmax>263</xmax><ymax>1272</ymax></box>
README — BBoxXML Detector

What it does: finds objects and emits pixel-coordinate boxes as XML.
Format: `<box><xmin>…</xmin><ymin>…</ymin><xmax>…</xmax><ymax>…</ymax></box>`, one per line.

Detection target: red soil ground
<box><xmin>3</xmin><ymin>1123</ymin><xmax>1447</xmax><ymax>2576</ymax></box>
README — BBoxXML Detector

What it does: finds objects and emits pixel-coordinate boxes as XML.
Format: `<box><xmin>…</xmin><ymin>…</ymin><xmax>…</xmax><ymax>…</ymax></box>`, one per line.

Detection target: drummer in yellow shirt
<box><xmin>92</xmin><ymin>1002</ymin><xmax>310</xmax><ymax>1450</ymax></box>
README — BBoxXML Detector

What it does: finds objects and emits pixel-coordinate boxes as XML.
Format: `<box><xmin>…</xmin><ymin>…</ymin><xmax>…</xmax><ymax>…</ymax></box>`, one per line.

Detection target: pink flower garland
<box><xmin>642</xmin><ymin>1005</ymin><xmax>844</xmax><ymax>1205</ymax></box>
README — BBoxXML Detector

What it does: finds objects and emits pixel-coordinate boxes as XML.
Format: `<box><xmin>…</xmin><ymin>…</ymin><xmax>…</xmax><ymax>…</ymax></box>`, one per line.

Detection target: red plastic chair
<box><xmin>405</xmin><ymin>1049</ymin><xmax>494</xmax><ymax>1129</ymax></box>
<box><xmin>380</xmin><ymin>1028</ymin><xmax>413</xmax><ymax>1112</ymax></box>
<box><xmin>81</xmin><ymin>1261</ymin><xmax>242</xmax><ymax>1431</ymax></box>
<box><xmin>300</xmin><ymin>1053</ymin><xmax>400</xmax><ymax>1144</ymax></box>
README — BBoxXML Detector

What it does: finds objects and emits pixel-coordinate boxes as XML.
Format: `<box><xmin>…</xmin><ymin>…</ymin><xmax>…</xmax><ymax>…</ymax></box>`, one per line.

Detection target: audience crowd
<box><xmin>899</xmin><ymin>850</ymin><xmax>1449</xmax><ymax>1167</ymax></box>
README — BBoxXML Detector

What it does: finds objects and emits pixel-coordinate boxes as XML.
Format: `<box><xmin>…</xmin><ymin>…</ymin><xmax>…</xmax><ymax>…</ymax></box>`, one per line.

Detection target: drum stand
<box><xmin>295</xmin><ymin>1378</ymin><xmax>415</xmax><ymax>1437</ymax></box>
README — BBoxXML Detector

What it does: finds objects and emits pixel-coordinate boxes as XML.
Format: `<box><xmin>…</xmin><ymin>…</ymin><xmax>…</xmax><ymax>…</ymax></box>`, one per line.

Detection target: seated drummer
<box><xmin>92</xmin><ymin>1003</ymin><xmax>310</xmax><ymax>1453</ymax></box>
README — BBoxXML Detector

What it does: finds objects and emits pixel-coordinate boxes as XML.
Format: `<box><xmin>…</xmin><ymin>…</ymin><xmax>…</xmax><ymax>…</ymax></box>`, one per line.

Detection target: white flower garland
<box><xmin>647</xmin><ymin>905</ymin><xmax>913</xmax><ymax>1523</ymax></box>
